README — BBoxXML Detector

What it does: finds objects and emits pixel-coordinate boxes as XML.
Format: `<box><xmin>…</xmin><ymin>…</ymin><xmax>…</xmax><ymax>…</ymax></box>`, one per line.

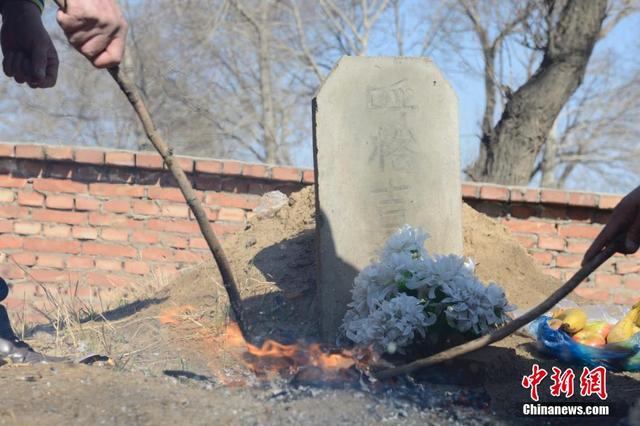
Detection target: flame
<box><xmin>220</xmin><ymin>322</ymin><xmax>374</xmax><ymax>382</ymax></box>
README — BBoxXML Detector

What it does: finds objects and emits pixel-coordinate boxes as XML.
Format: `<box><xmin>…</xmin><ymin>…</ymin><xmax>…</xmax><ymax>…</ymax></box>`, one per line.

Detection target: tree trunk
<box><xmin>257</xmin><ymin>0</ymin><xmax>278</xmax><ymax>164</ymax></box>
<box><xmin>467</xmin><ymin>0</ymin><xmax>608</xmax><ymax>185</ymax></box>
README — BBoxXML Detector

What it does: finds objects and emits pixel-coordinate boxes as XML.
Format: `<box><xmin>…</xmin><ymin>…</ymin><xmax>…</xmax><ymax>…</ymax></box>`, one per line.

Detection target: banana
<box><xmin>556</xmin><ymin>308</ymin><xmax>587</xmax><ymax>334</ymax></box>
<box><xmin>547</xmin><ymin>319</ymin><xmax>563</xmax><ymax>330</ymax></box>
<box><xmin>608</xmin><ymin>303</ymin><xmax>640</xmax><ymax>344</ymax></box>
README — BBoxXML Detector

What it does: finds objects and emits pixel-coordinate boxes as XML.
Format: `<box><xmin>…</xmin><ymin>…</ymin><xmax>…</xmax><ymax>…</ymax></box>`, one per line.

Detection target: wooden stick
<box><xmin>51</xmin><ymin>0</ymin><xmax>249</xmax><ymax>340</ymax></box>
<box><xmin>374</xmin><ymin>244</ymin><xmax>617</xmax><ymax>379</ymax></box>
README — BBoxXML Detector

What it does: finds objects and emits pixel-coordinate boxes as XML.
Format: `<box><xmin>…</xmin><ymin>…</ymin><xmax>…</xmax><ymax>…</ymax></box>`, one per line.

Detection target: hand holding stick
<box><xmin>51</xmin><ymin>0</ymin><xmax>249</xmax><ymax>340</ymax></box>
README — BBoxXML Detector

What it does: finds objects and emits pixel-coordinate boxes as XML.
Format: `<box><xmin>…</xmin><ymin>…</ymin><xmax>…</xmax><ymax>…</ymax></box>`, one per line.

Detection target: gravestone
<box><xmin>313</xmin><ymin>56</ymin><xmax>463</xmax><ymax>342</ymax></box>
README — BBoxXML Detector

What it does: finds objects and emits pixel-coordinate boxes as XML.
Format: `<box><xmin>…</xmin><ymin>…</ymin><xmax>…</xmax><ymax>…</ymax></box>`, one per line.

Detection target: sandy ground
<box><xmin>1</xmin><ymin>187</ymin><xmax>638</xmax><ymax>425</ymax></box>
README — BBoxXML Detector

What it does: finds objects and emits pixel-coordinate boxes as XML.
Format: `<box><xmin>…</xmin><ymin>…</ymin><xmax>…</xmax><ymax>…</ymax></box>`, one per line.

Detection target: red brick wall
<box><xmin>0</xmin><ymin>142</ymin><xmax>632</xmax><ymax>322</ymax></box>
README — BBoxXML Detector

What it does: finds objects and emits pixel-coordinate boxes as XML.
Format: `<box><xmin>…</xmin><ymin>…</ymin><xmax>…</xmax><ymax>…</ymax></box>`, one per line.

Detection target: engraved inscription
<box><xmin>368</xmin><ymin>123</ymin><xmax>418</xmax><ymax>173</ymax></box>
<box><xmin>367</xmin><ymin>80</ymin><xmax>416</xmax><ymax>110</ymax></box>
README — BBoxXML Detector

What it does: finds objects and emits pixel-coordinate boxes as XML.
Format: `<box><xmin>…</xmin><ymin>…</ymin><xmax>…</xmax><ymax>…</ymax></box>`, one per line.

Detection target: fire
<box><xmin>220</xmin><ymin>322</ymin><xmax>374</xmax><ymax>382</ymax></box>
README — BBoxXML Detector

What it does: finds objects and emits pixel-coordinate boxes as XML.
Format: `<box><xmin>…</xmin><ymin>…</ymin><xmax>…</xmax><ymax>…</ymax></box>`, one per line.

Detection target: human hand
<box><xmin>0</xmin><ymin>0</ymin><xmax>59</xmax><ymax>88</ymax></box>
<box><xmin>56</xmin><ymin>0</ymin><xmax>127</xmax><ymax>68</ymax></box>
<box><xmin>582</xmin><ymin>186</ymin><xmax>640</xmax><ymax>266</ymax></box>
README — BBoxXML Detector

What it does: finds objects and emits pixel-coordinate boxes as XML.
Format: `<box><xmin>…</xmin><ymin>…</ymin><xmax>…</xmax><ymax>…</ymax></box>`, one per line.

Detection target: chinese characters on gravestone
<box><xmin>313</xmin><ymin>57</ymin><xmax>463</xmax><ymax>342</ymax></box>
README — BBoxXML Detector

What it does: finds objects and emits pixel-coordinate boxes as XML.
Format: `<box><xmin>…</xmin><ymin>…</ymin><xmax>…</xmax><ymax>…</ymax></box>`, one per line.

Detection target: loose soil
<box><xmin>1</xmin><ymin>187</ymin><xmax>638</xmax><ymax>425</ymax></box>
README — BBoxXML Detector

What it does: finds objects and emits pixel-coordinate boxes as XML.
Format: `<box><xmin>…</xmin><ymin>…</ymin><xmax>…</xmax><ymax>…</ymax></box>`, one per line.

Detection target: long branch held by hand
<box><xmin>51</xmin><ymin>0</ymin><xmax>249</xmax><ymax>340</ymax></box>
<box><xmin>374</xmin><ymin>244</ymin><xmax>617</xmax><ymax>380</ymax></box>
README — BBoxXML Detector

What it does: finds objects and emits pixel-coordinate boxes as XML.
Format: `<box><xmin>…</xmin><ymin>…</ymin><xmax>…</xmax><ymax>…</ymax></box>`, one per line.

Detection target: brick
<box><xmin>101</xmin><ymin>228</ymin><xmax>129</xmax><ymax>242</ymax></box>
<box><xmin>105</xmin><ymin>151</ymin><xmax>135</xmax><ymax>167</ymax></box>
<box><xmin>538</xmin><ymin>236</ymin><xmax>565</xmax><ymax>251</ymax></box>
<box><xmin>47</xmin><ymin>164</ymin><xmax>73</xmax><ymax>179</ymax></box>
<box><xmin>218</xmin><ymin>207</ymin><xmax>245</xmax><ymax>222</ymax></box>
<box><xmin>594</xmin><ymin>273</ymin><xmax>621</xmax><ymax>289</ymax></box>
<box><xmin>540</xmin><ymin>189</ymin><xmax>569</xmax><ymax>204</ymax></box>
<box><xmin>11</xmin><ymin>252</ymin><xmax>36</xmax><ymax>266</ymax></box>
<box><xmin>103</xmin><ymin>199</ymin><xmax>130</xmax><ymax>213</ymax></box>
<box><xmin>599</xmin><ymin>195</ymin><xmax>622</xmax><ymax>210</ymax></box>
<box><xmin>147</xmin><ymin>187</ymin><xmax>186</xmax><ymax>202</ymax></box>
<box><xmin>131</xmin><ymin>230</ymin><xmax>159</xmax><ymax>244</ymax></box>
<box><xmin>0</xmin><ymin>188</ymin><xmax>14</xmax><ymax>202</ymax></box>
<box><xmin>616</xmin><ymin>261</ymin><xmax>640</xmax><ymax>274</ymax></box>
<box><xmin>556</xmin><ymin>254</ymin><xmax>582</xmax><ymax>268</ymax></box>
<box><xmin>66</xmin><ymin>256</ymin><xmax>94</xmax><ymax>269</ymax></box>
<box><xmin>613</xmin><ymin>292</ymin><xmax>640</xmax><ymax>306</ymax></box>
<box><xmin>0</xmin><ymin>264</ymin><xmax>24</xmax><ymax>280</ymax></box>
<box><xmin>557</xmin><ymin>224</ymin><xmax>601</xmax><ymax>239</ymax></box>
<box><xmin>503</xmin><ymin>219</ymin><xmax>555</xmax><ymax>235</ymax></box>
<box><xmin>190</xmin><ymin>237</ymin><xmax>208</xmax><ymax>250</ymax></box>
<box><xmin>565</xmin><ymin>207</ymin><xmax>592</xmax><ymax>221</ymax></box>
<box><xmin>46</xmin><ymin>195</ymin><xmax>74</xmax><ymax>210</ymax></box>
<box><xmin>132</xmin><ymin>200</ymin><xmax>159</xmax><ymax>216</ymax></box>
<box><xmin>0</xmin><ymin>235</ymin><xmax>22</xmax><ymax>249</ymax></box>
<box><xmin>479</xmin><ymin>185</ymin><xmax>509</xmax><ymax>201</ymax></box>
<box><xmin>540</xmin><ymin>206</ymin><xmax>567</xmax><ymax>220</ymax></box>
<box><xmin>574</xmin><ymin>288</ymin><xmax>609</xmax><ymax>302</ymax></box>
<box><xmin>124</xmin><ymin>261</ymin><xmax>150</xmax><ymax>275</ymax></box>
<box><xmin>141</xmin><ymin>247</ymin><xmax>174</xmax><ymax>261</ymax></box>
<box><xmin>512</xmin><ymin>234</ymin><xmax>536</xmax><ymax>248</ymax></box>
<box><xmin>14</xmin><ymin>222</ymin><xmax>41</xmax><ymax>235</ymax></box>
<box><xmin>17</xmin><ymin>191</ymin><xmax>44</xmax><ymax>207</ymax></box>
<box><xmin>0</xmin><ymin>205</ymin><xmax>28</xmax><ymax>219</ymax></box>
<box><xmin>242</xmin><ymin>164</ymin><xmax>268</xmax><ymax>179</ymax></box>
<box><xmin>83</xmin><ymin>242</ymin><xmax>136</xmax><ymax>258</ymax></box>
<box><xmin>89</xmin><ymin>183</ymin><xmax>145</xmax><ymax>198</ymax></box>
<box><xmin>0</xmin><ymin>176</ymin><xmax>26</xmax><ymax>188</ymax></box>
<box><xmin>45</xmin><ymin>146</ymin><xmax>73</xmax><ymax>161</ymax></box>
<box><xmin>174</xmin><ymin>250</ymin><xmax>204</xmax><ymax>263</ymax></box>
<box><xmin>162</xmin><ymin>234</ymin><xmax>188</xmax><ymax>249</ymax></box>
<box><xmin>37</xmin><ymin>254</ymin><xmax>65</xmax><ymax>268</ymax></box>
<box><xmin>221</xmin><ymin>178</ymin><xmax>249</xmax><ymax>193</ymax></box>
<box><xmin>75</xmin><ymin>197</ymin><xmax>100</xmax><ymax>211</ymax></box>
<box><xmin>461</xmin><ymin>183</ymin><xmax>479</xmax><ymax>199</ymax></box>
<box><xmin>193</xmin><ymin>175</ymin><xmax>222</xmax><ymax>191</ymax></box>
<box><xmin>95</xmin><ymin>259</ymin><xmax>122</xmax><ymax>271</ymax></box>
<box><xmin>222</xmin><ymin>161</ymin><xmax>243</xmax><ymax>176</ymax></box>
<box><xmin>43</xmin><ymin>224</ymin><xmax>71</xmax><ymax>238</ymax></box>
<box><xmin>85</xmin><ymin>272</ymin><xmax>131</xmax><ymax>287</ymax></box>
<box><xmin>272</xmin><ymin>166</ymin><xmax>302</xmax><ymax>182</ymax></box>
<box><xmin>72</xmin><ymin>226</ymin><xmax>98</xmax><ymax>240</ymax></box>
<box><xmin>74</xmin><ymin>149</ymin><xmax>104</xmax><ymax>165</ymax></box>
<box><xmin>32</xmin><ymin>209</ymin><xmax>86</xmax><ymax>225</ymax></box>
<box><xmin>15</xmin><ymin>144</ymin><xmax>44</xmax><ymax>159</ymax></box>
<box><xmin>509</xmin><ymin>205</ymin><xmax>535</xmax><ymax>219</ymax></box>
<box><xmin>148</xmin><ymin>219</ymin><xmax>200</xmax><ymax>234</ymax></box>
<box><xmin>24</xmin><ymin>238</ymin><xmax>80</xmax><ymax>254</ymax></box>
<box><xmin>509</xmin><ymin>187</ymin><xmax>539</xmax><ymax>203</ymax></box>
<box><xmin>531</xmin><ymin>251</ymin><xmax>553</xmax><ymax>265</ymax></box>
<box><xmin>33</xmin><ymin>178</ymin><xmax>87</xmax><ymax>194</ymax></box>
<box><xmin>567</xmin><ymin>192</ymin><xmax>598</xmax><ymax>208</ymax></box>
<box><xmin>542</xmin><ymin>268</ymin><xmax>562</xmax><ymax>280</ymax></box>
<box><xmin>0</xmin><ymin>144</ymin><xmax>14</xmax><ymax>157</ymax></box>
<box><xmin>204</xmin><ymin>192</ymin><xmax>260</xmax><ymax>210</ymax></box>
<box><xmin>88</xmin><ymin>213</ymin><xmax>143</xmax><ymax>229</ymax></box>
<box><xmin>176</xmin><ymin>157</ymin><xmax>194</xmax><ymax>173</ymax></box>
<box><xmin>566</xmin><ymin>240</ymin><xmax>590</xmax><ymax>254</ymax></box>
<box><xmin>302</xmin><ymin>170</ymin><xmax>315</xmax><ymax>184</ymax></box>
<box><xmin>136</xmin><ymin>152</ymin><xmax>164</xmax><ymax>169</ymax></box>
<box><xmin>161</xmin><ymin>204</ymin><xmax>189</xmax><ymax>218</ymax></box>
<box><xmin>0</xmin><ymin>220</ymin><xmax>10</xmax><ymax>233</ymax></box>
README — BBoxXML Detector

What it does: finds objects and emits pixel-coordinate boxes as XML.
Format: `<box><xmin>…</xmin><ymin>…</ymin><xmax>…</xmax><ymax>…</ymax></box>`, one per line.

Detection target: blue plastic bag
<box><xmin>531</xmin><ymin>316</ymin><xmax>640</xmax><ymax>372</ymax></box>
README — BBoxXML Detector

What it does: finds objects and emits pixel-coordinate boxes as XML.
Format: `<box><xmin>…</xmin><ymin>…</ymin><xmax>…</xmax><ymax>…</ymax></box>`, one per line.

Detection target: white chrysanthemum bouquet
<box><xmin>342</xmin><ymin>225</ymin><xmax>514</xmax><ymax>354</ymax></box>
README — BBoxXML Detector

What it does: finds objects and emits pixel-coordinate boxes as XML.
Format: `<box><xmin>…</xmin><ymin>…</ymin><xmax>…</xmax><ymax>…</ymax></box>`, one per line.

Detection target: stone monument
<box><xmin>313</xmin><ymin>56</ymin><xmax>463</xmax><ymax>342</ymax></box>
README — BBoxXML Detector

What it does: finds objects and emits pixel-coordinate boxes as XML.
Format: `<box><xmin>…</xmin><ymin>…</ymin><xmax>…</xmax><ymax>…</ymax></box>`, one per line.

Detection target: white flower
<box><xmin>344</xmin><ymin>294</ymin><xmax>435</xmax><ymax>352</ymax></box>
<box><xmin>348</xmin><ymin>263</ymin><xmax>397</xmax><ymax>316</ymax></box>
<box><xmin>380</xmin><ymin>225</ymin><xmax>429</xmax><ymax>259</ymax></box>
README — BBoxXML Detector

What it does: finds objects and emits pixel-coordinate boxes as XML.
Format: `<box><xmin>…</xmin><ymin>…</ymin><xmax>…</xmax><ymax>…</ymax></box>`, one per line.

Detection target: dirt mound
<box><xmin>461</xmin><ymin>204</ymin><xmax>563</xmax><ymax>309</ymax></box>
<box><xmin>220</xmin><ymin>186</ymin><xmax>564</xmax><ymax>332</ymax></box>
